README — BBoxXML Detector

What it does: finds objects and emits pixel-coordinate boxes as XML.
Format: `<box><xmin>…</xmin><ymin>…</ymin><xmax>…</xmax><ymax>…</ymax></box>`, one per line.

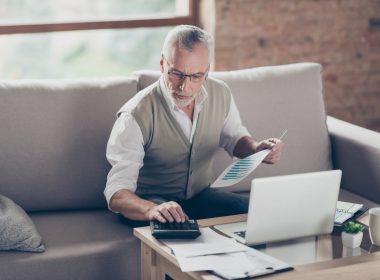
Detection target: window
<box><xmin>0</xmin><ymin>0</ymin><xmax>197</xmax><ymax>79</ymax></box>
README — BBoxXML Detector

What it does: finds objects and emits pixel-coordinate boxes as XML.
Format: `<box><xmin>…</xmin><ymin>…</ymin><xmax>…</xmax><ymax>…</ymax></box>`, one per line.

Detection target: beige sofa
<box><xmin>1</xmin><ymin>63</ymin><xmax>379</xmax><ymax>280</ymax></box>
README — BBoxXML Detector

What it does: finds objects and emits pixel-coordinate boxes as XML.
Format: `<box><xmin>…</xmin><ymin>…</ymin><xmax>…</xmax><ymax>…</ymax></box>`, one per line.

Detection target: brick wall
<box><xmin>200</xmin><ymin>0</ymin><xmax>380</xmax><ymax>132</ymax></box>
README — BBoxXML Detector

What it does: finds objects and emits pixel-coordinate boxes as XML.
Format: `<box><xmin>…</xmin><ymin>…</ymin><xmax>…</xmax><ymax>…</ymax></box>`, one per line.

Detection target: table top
<box><xmin>134</xmin><ymin>213</ymin><xmax>380</xmax><ymax>279</ymax></box>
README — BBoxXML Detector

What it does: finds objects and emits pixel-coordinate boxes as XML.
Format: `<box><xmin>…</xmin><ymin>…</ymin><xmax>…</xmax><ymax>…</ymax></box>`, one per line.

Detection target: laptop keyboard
<box><xmin>234</xmin><ymin>230</ymin><xmax>246</xmax><ymax>238</ymax></box>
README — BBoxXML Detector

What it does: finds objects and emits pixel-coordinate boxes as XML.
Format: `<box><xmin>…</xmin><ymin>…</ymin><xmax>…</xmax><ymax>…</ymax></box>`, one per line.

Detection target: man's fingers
<box><xmin>151</xmin><ymin>201</ymin><xmax>187</xmax><ymax>223</ymax></box>
<box><xmin>166</xmin><ymin>202</ymin><xmax>186</xmax><ymax>222</ymax></box>
<box><xmin>261</xmin><ymin>140</ymin><xmax>274</xmax><ymax>150</ymax></box>
<box><xmin>257</xmin><ymin>138</ymin><xmax>280</xmax><ymax>151</ymax></box>
<box><xmin>153</xmin><ymin>211</ymin><xmax>166</xmax><ymax>223</ymax></box>
<box><xmin>263</xmin><ymin>142</ymin><xmax>283</xmax><ymax>164</ymax></box>
<box><xmin>158</xmin><ymin>207</ymin><xmax>174</xmax><ymax>223</ymax></box>
<box><xmin>148</xmin><ymin>205</ymin><xmax>171</xmax><ymax>223</ymax></box>
<box><xmin>173</xmin><ymin>205</ymin><xmax>186</xmax><ymax>222</ymax></box>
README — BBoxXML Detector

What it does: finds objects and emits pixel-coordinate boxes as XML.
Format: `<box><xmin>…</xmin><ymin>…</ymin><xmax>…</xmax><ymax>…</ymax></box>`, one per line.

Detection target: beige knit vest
<box><xmin>130</xmin><ymin>77</ymin><xmax>231</xmax><ymax>200</ymax></box>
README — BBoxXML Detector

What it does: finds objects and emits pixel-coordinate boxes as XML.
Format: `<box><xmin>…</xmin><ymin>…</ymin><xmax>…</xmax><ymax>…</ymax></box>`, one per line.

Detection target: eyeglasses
<box><xmin>163</xmin><ymin>55</ymin><xmax>208</xmax><ymax>83</ymax></box>
<box><xmin>167</xmin><ymin>69</ymin><xmax>208</xmax><ymax>83</ymax></box>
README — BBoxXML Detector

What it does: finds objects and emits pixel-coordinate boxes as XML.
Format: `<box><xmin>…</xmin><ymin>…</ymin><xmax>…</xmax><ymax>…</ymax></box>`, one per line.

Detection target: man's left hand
<box><xmin>255</xmin><ymin>138</ymin><xmax>284</xmax><ymax>164</ymax></box>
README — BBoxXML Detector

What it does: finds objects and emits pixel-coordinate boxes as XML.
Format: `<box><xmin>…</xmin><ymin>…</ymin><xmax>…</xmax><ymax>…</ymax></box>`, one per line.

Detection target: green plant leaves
<box><xmin>343</xmin><ymin>221</ymin><xmax>364</xmax><ymax>234</ymax></box>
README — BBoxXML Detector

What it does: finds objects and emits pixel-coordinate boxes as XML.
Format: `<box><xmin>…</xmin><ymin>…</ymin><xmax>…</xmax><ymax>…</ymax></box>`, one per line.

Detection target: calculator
<box><xmin>150</xmin><ymin>219</ymin><xmax>201</xmax><ymax>239</ymax></box>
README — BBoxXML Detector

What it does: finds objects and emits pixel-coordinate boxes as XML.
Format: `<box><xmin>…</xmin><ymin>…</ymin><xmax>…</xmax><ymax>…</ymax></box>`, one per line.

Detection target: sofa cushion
<box><xmin>134</xmin><ymin>63</ymin><xmax>332</xmax><ymax>191</ymax></box>
<box><xmin>134</xmin><ymin>70</ymin><xmax>161</xmax><ymax>92</ymax></box>
<box><xmin>0</xmin><ymin>195</ymin><xmax>44</xmax><ymax>252</ymax></box>
<box><xmin>0</xmin><ymin>77</ymin><xmax>138</xmax><ymax>211</ymax></box>
<box><xmin>0</xmin><ymin>210</ymin><xmax>140</xmax><ymax>280</ymax></box>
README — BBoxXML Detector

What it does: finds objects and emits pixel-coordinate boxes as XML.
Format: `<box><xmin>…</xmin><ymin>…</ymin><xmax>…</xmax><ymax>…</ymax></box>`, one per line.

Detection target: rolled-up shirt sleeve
<box><xmin>219</xmin><ymin>93</ymin><xmax>251</xmax><ymax>157</ymax></box>
<box><xmin>104</xmin><ymin>112</ymin><xmax>145</xmax><ymax>211</ymax></box>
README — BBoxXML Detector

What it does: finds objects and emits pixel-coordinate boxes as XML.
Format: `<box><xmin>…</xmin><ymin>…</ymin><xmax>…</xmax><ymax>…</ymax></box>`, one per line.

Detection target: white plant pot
<box><xmin>341</xmin><ymin>231</ymin><xmax>363</xmax><ymax>248</ymax></box>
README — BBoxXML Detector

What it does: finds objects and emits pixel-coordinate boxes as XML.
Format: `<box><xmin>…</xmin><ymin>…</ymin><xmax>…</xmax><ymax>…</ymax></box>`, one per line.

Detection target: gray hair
<box><xmin>162</xmin><ymin>25</ymin><xmax>214</xmax><ymax>64</ymax></box>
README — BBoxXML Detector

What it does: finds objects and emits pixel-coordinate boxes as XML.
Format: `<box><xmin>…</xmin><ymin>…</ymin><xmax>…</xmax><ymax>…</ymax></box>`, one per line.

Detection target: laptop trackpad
<box><xmin>214</xmin><ymin>222</ymin><xmax>247</xmax><ymax>242</ymax></box>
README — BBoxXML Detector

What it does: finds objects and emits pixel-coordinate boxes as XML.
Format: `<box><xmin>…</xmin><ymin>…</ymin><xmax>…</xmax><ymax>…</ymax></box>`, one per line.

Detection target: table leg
<box><xmin>141</xmin><ymin>242</ymin><xmax>157</xmax><ymax>280</ymax></box>
<box><xmin>156</xmin><ymin>254</ymin><xmax>197</xmax><ymax>280</ymax></box>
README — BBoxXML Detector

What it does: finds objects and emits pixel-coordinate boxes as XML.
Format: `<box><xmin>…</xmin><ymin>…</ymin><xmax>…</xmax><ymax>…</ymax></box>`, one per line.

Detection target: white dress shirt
<box><xmin>104</xmin><ymin>76</ymin><xmax>250</xmax><ymax>208</ymax></box>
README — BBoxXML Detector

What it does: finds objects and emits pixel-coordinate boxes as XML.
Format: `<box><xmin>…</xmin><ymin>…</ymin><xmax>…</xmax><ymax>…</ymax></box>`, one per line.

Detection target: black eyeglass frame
<box><xmin>163</xmin><ymin>55</ymin><xmax>209</xmax><ymax>83</ymax></box>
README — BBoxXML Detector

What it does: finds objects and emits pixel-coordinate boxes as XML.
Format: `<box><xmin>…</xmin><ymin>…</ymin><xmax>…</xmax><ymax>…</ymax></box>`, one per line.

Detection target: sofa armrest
<box><xmin>327</xmin><ymin>116</ymin><xmax>380</xmax><ymax>203</ymax></box>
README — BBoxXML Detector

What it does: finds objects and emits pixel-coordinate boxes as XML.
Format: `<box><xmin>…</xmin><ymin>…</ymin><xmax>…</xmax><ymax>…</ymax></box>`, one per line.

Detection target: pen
<box><xmin>278</xmin><ymin>129</ymin><xmax>288</xmax><ymax>141</ymax></box>
<box><xmin>268</xmin><ymin>129</ymin><xmax>287</xmax><ymax>150</ymax></box>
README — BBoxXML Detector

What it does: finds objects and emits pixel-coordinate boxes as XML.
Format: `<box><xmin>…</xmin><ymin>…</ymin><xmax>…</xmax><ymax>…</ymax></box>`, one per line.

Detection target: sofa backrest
<box><xmin>133</xmin><ymin>63</ymin><xmax>332</xmax><ymax>192</ymax></box>
<box><xmin>0</xmin><ymin>63</ymin><xmax>333</xmax><ymax>212</ymax></box>
<box><xmin>0</xmin><ymin>77</ymin><xmax>138</xmax><ymax>212</ymax></box>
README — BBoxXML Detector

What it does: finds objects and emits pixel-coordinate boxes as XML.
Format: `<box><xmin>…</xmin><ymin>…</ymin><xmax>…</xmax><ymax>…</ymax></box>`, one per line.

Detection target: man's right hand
<box><xmin>146</xmin><ymin>201</ymin><xmax>187</xmax><ymax>223</ymax></box>
<box><xmin>110</xmin><ymin>189</ymin><xmax>188</xmax><ymax>223</ymax></box>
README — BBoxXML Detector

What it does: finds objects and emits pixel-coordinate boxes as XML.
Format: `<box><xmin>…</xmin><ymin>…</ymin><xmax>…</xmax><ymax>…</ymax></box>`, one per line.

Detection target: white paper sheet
<box><xmin>211</xmin><ymin>149</ymin><xmax>271</xmax><ymax>188</ymax></box>
<box><xmin>162</xmin><ymin>227</ymin><xmax>292</xmax><ymax>274</ymax></box>
<box><xmin>176</xmin><ymin>251</ymin><xmax>253</xmax><ymax>272</ymax></box>
<box><xmin>211</xmin><ymin>130</ymin><xmax>287</xmax><ymax>188</ymax></box>
<box><xmin>213</xmin><ymin>248</ymin><xmax>292</xmax><ymax>279</ymax></box>
<box><xmin>162</xmin><ymin>228</ymin><xmax>250</xmax><ymax>272</ymax></box>
<box><xmin>334</xmin><ymin>201</ymin><xmax>364</xmax><ymax>224</ymax></box>
<box><xmin>163</xmin><ymin>228</ymin><xmax>249</xmax><ymax>257</ymax></box>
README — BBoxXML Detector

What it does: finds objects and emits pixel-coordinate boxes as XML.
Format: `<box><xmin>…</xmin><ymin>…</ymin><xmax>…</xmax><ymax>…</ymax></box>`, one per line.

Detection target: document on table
<box><xmin>162</xmin><ymin>227</ymin><xmax>292</xmax><ymax>277</ymax></box>
<box><xmin>211</xmin><ymin>130</ymin><xmax>287</xmax><ymax>188</ymax></box>
<box><xmin>334</xmin><ymin>201</ymin><xmax>366</xmax><ymax>224</ymax></box>
<box><xmin>162</xmin><ymin>227</ymin><xmax>250</xmax><ymax>271</ymax></box>
<box><xmin>212</xmin><ymin>248</ymin><xmax>293</xmax><ymax>279</ymax></box>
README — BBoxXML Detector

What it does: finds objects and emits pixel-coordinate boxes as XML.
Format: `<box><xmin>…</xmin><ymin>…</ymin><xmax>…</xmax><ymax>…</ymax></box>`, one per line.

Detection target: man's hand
<box><xmin>146</xmin><ymin>201</ymin><xmax>187</xmax><ymax>223</ymax></box>
<box><xmin>255</xmin><ymin>138</ymin><xmax>284</xmax><ymax>164</ymax></box>
<box><xmin>110</xmin><ymin>189</ymin><xmax>188</xmax><ymax>222</ymax></box>
<box><xmin>233</xmin><ymin>135</ymin><xmax>284</xmax><ymax>162</ymax></box>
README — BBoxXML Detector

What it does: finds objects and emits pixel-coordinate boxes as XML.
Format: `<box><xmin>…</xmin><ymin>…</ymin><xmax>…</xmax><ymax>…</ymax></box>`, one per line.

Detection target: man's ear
<box><xmin>159</xmin><ymin>54</ymin><xmax>165</xmax><ymax>74</ymax></box>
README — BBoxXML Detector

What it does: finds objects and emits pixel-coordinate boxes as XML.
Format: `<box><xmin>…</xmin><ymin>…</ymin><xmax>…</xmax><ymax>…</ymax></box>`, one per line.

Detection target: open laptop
<box><xmin>214</xmin><ymin>170</ymin><xmax>342</xmax><ymax>246</ymax></box>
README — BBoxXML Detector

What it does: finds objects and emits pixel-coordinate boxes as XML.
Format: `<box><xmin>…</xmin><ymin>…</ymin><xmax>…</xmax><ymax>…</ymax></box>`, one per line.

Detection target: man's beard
<box><xmin>171</xmin><ymin>91</ymin><xmax>195</xmax><ymax>108</ymax></box>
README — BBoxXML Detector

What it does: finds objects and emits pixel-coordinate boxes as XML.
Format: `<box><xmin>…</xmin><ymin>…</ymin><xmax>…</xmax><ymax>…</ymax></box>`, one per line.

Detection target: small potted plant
<box><xmin>341</xmin><ymin>221</ymin><xmax>365</xmax><ymax>248</ymax></box>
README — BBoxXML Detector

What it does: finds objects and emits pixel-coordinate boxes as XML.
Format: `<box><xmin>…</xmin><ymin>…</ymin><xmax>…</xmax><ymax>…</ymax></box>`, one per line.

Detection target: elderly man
<box><xmin>105</xmin><ymin>25</ymin><xmax>283</xmax><ymax>226</ymax></box>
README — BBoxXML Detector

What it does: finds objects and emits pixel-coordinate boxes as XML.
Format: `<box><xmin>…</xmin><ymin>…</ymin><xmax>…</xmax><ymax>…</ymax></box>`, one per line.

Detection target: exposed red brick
<box><xmin>200</xmin><ymin>0</ymin><xmax>380</xmax><ymax>132</ymax></box>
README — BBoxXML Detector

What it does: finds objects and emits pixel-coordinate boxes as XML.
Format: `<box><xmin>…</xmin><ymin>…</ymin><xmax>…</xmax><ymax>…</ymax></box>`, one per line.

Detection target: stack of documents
<box><xmin>162</xmin><ymin>227</ymin><xmax>292</xmax><ymax>279</ymax></box>
<box><xmin>335</xmin><ymin>201</ymin><xmax>367</xmax><ymax>224</ymax></box>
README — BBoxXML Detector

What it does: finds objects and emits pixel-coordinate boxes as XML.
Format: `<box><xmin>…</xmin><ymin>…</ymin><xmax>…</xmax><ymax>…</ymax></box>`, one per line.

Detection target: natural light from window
<box><xmin>0</xmin><ymin>0</ymin><xmax>191</xmax><ymax>79</ymax></box>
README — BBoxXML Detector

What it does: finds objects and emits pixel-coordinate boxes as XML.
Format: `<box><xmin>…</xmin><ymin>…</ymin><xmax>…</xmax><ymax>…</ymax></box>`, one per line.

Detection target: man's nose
<box><xmin>179</xmin><ymin>76</ymin><xmax>191</xmax><ymax>91</ymax></box>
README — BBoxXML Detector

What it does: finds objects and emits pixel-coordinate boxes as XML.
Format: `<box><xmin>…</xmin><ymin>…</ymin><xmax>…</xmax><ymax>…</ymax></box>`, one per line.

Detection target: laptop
<box><xmin>214</xmin><ymin>170</ymin><xmax>342</xmax><ymax>246</ymax></box>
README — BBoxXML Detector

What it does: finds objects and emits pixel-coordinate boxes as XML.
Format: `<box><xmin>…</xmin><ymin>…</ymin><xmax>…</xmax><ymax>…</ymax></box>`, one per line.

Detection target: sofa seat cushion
<box><xmin>0</xmin><ymin>210</ymin><xmax>140</xmax><ymax>280</ymax></box>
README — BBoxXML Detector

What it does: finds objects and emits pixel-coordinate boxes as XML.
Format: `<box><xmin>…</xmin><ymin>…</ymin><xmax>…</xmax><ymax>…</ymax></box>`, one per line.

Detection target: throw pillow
<box><xmin>0</xmin><ymin>195</ymin><xmax>45</xmax><ymax>252</ymax></box>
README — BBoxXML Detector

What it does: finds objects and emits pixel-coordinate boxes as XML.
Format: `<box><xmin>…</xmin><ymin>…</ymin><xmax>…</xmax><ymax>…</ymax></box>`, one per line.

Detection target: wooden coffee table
<box><xmin>134</xmin><ymin>214</ymin><xmax>380</xmax><ymax>280</ymax></box>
